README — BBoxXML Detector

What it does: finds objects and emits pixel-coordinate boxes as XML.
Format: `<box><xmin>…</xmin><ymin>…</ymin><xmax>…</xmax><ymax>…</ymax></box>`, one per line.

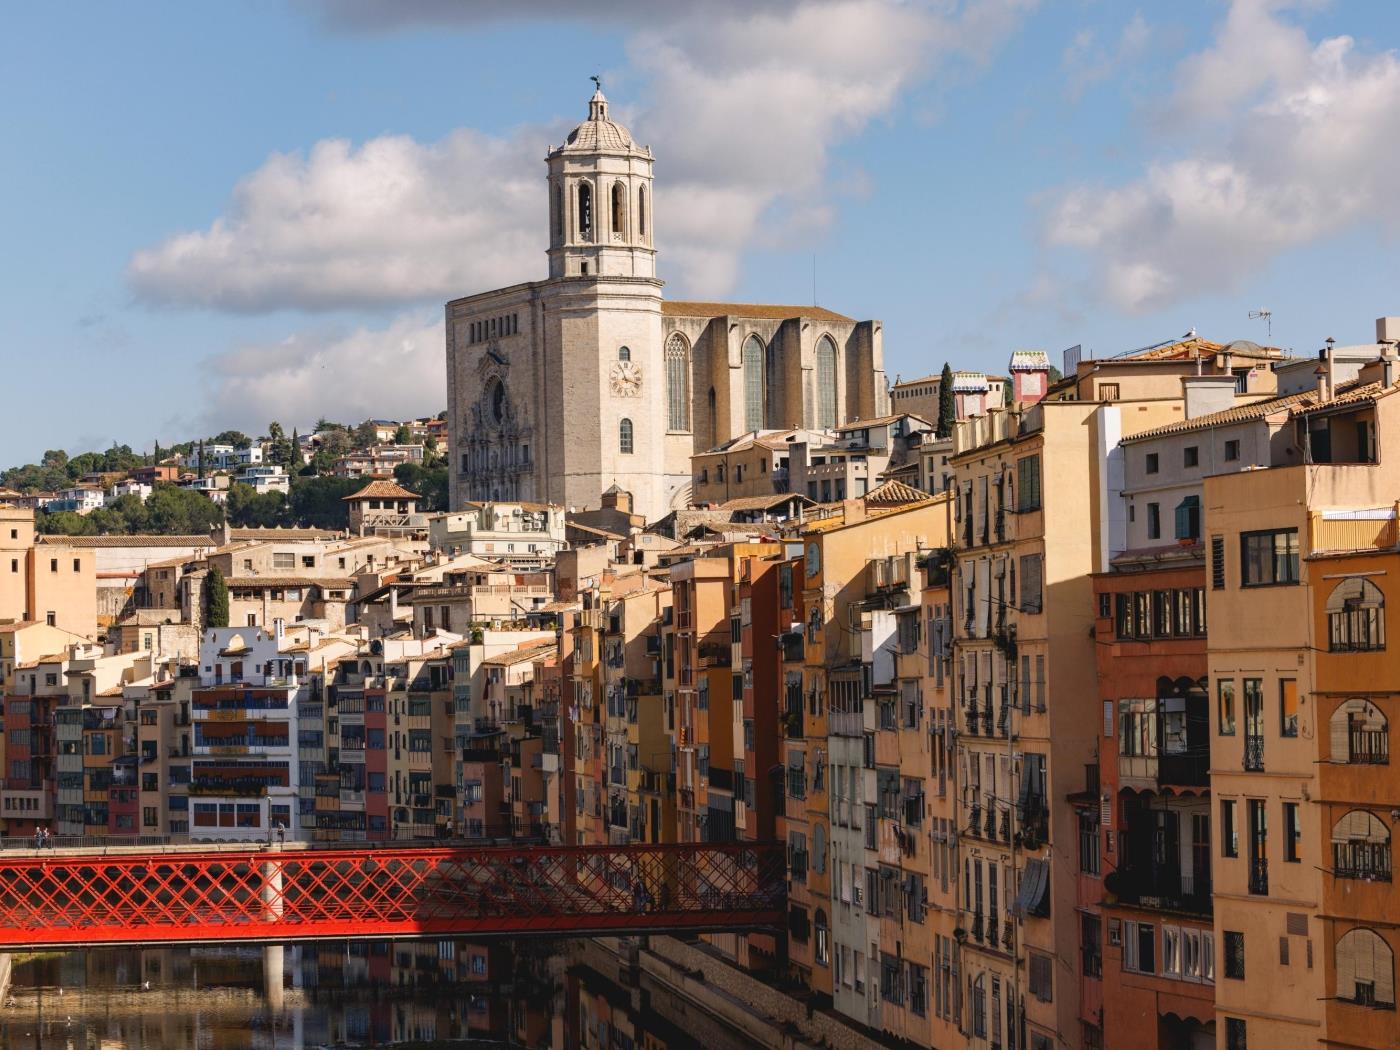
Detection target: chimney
<box><xmin>1314</xmin><ymin>363</ymin><xmax>1331</xmax><ymax>403</ymax></box>
<box><xmin>1180</xmin><ymin>375</ymin><xmax>1238</xmax><ymax>420</ymax></box>
<box><xmin>1377</xmin><ymin>317</ymin><xmax>1400</xmax><ymax>344</ymax></box>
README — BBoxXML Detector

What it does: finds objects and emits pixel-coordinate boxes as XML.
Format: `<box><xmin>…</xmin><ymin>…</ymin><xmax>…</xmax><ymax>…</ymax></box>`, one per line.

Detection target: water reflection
<box><xmin>0</xmin><ymin>939</ymin><xmax>711</xmax><ymax>1049</ymax></box>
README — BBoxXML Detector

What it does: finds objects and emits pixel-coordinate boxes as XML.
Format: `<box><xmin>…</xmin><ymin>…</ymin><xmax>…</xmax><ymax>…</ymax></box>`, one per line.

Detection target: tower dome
<box><xmin>561</xmin><ymin>88</ymin><xmax>635</xmax><ymax>152</ymax></box>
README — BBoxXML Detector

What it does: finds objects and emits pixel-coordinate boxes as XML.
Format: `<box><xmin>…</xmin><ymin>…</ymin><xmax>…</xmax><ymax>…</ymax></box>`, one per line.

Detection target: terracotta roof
<box><xmin>343</xmin><ymin>480</ymin><xmax>419</xmax><ymax>502</ymax></box>
<box><xmin>1127</xmin><ymin>382</ymin><xmax>1384</xmax><ymax>441</ymax></box>
<box><xmin>834</xmin><ymin>412</ymin><xmax>930</xmax><ymax>432</ymax></box>
<box><xmin>457</xmin><ymin>500</ymin><xmax>557</xmax><ymax>512</ymax></box>
<box><xmin>229</xmin><ymin>527</ymin><xmax>342</xmax><ymax>540</ymax></box>
<box><xmin>718</xmin><ymin>493</ymin><xmax>812</xmax><ymax>513</ymax></box>
<box><xmin>117</xmin><ymin>610</ymin><xmax>183</xmax><ymax>626</ymax></box>
<box><xmin>43</xmin><ymin>534</ymin><xmax>212</xmax><ymax>547</ymax></box>
<box><xmin>0</xmin><ymin>621</ymin><xmax>38</xmax><ymax>632</ymax></box>
<box><xmin>662</xmin><ymin>301</ymin><xmax>854</xmax><ymax>323</ymax></box>
<box><xmin>481</xmin><ymin>641</ymin><xmax>557</xmax><ymax>667</ymax></box>
<box><xmin>863</xmin><ymin>479</ymin><xmax>933</xmax><ymax>507</ymax></box>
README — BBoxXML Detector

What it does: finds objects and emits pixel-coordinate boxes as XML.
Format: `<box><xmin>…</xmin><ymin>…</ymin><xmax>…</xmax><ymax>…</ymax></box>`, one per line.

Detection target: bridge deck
<box><xmin>0</xmin><ymin>841</ymin><xmax>785</xmax><ymax>949</ymax></box>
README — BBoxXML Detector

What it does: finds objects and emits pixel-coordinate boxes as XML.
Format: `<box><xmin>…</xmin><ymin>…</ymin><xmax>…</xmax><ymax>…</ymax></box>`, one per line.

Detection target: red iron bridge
<box><xmin>0</xmin><ymin>841</ymin><xmax>786</xmax><ymax>950</ymax></box>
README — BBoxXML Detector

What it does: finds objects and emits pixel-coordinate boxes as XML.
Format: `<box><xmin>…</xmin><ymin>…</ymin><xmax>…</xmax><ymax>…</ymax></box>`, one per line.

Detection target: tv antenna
<box><xmin>1249</xmin><ymin>309</ymin><xmax>1272</xmax><ymax>340</ymax></box>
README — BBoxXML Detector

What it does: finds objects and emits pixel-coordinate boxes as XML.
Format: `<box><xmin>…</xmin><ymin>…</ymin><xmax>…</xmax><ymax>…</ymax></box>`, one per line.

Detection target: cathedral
<box><xmin>445</xmin><ymin>85</ymin><xmax>889</xmax><ymax>522</ymax></box>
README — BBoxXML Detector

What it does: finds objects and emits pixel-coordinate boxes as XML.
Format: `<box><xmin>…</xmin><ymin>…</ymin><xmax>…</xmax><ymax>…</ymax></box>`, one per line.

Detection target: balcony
<box><xmin>1243</xmin><ymin>736</ymin><xmax>1265</xmax><ymax>773</ymax></box>
<box><xmin>1248</xmin><ymin>858</ymin><xmax>1269</xmax><ymax>896</ymax></box>
<box><xmin>1107</xmin><ymin>867</ymin><xmax>1211</xmax><ymax>916</ymax></box>
<box><xmin>831</xmin><ymin>709</ymin><xmax>864</xmax><ymax>738</ymax></box>
<box><xmin>1349</xmin><ymin>728</ymin><xmax>1389</xmax><ymax>764</ymax></box>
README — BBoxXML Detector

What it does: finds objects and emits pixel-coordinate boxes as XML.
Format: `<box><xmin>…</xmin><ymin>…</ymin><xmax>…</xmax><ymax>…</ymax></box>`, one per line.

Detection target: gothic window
<box><xmin>1335</xmin><ymin>928</ymin><xmax>1395</xmax><ymax>1007</ymax></box>
<box><xmin>638</xmin><ymin>185</ymin><xmax>647</xmax><ymax>238</ymax></box>
<box><xmin>620</xmin><ymin>418</ymin><xmax>634</xmax><ymax>454</ymax></box>
<box><xmin>742</xmin><ymin>335</ymin><xmax>766</xmax><ymax>433</ymax></box>
<box><xmin>1331</xmin><ymin>810</ymin><xmax>1391</xmax><ymax>881</ymax></box>
<box><xmin>577</xmin><ymin>182</ymin><xmax>592</xmax><ymax>239</ymax></box>
<box><xmin>665</xmin><ymin>333</ymin><xmax>690</xmax><ymax>432</ymax></box>
<box><xmin>1327</xmin><ymin>577</ymin><xmax>1386</xmax><ymax>651</ymax></box>
<box><xmin>552</xmin><ymin>183</ymin><xmax>562</xmax><ymax>239</ymax></box>
<box><xmin>618</xmin><ymin>346</ymin><xmax>631</xmax><ymax>362</ymax></box>
<box><xmin>611</xmin><ymin>181</ymin><xmax>626</xmax><ymax>237</ymax></box>
<box><xmin>816</xmin><ymin>335</ymin><xmax>838</xmax><ymax>429</ymax></box>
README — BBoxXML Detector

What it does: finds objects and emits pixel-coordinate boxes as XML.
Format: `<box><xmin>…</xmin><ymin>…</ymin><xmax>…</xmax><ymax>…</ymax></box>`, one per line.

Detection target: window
<box><xmin>1330</xmin><ymin>699</ymin><xmax>1389</xmax><ymax>764</ymax></box>
<box><xmin>1326</xmin><ymin>577</ymin><xmax>1386</xmax><ymax>652</ymax></box>
<box><xmin>1335</xmin><ymin>928</ymin><xmax>1395</xmax><ymax>1007</ymax></box>
<box><xmin>1029</xmin><ymin>951</ymin><xmax>1053</xmax><ymax>1001</ymax></box>
<box><xmin>1221</xmin><ymin>799</ymin><xmax>1238</xmax><ymax>857</ymax></box>
<box><xmin>1184</xmin><ymin>445</ymin><xmax>1199</xmax><ymax>467</ymax></box>
<box><xmin>1331</xmin><ymin>810</ymin><xmax>1390</xmax><ymax>881</ymax></box>
<box><xmin>1225</xmin><ymin>439</ymin><xmax>1241</xmax><ymax>461</ymax></box>
<box><xmin>1174</xmin><ymin>495</ymin><xmax>1201</xmax><ymax>541</ymax></box>
<box><xmin>617</xmin><ymin>345</ymin><xmax>630</xmax><ymax>361</ymax></box>
<box><xmin>1123</xmin><ymin>920</ymin><xmax>1155</xmax><ymax>974</ymax></box>
<box><xmin>1019</xmin><ymin>554</ymin><xmax>1043</xmax><ymax>614</ymax></box>
<box><xmin>816</xmin><ymin>335</ymin><xmax>838</xmax><ymax>429</ymax></box>
<box><xmin>1098</xmin><ymin>382</ymin><xmax>1120</xmax><ymax>400</ymax></box>
<box><xmin>1280</xmin><ymin>679</ymin><xmax>1298</xmax><ymax>737</ymax></box>
<box><xmin>1017</xmin><ymin>455</ymin><xmax>1042</xmax><ymax>511</ymax></box>
<box><xmin>619</xmin><ymin>418</ymin><xmax>634</xmax><ymax>454</ymax></box>
<box><xmin>1211</xmin><ymin>535</ymin><xmax>1226</xmax><ymax>589</ymax></box>
<box><xmin>1284</xmin><ymin>802</ymin><xmax>1301</xmax><ymax>862</ymax></box>
<box><xmin>638</xmin><ymin>185</ymin><xmax>647</xmax><ymax>237</ymax></box>
<box><xmin>1218</xmin><ymin>679</ymin><xmax>1236</xmax><ymax>735</ymax></box>
<box><xmin>1081</xmin><ymin>913</ymin><xmax>1103</xmax><ymax>977</ymax></box>
<box><xmin>1241</xmin><ymin>528</ymin><xmax>1299</xmax><ymax>586</ymax></box>
<box><xmin>1224</xmin><ymin>931</ymin><xmax>1246</xmax><ymax>979</ymax></box>
<box><xmin>665</xmin><ymin>333</ymin><xmax>690</xmax><ymax>432</ymax></box>
<box><xmin>611</xmin><ymin>181</ymin><xmax>626</xmax><ymax>235</ymax></box>
<box><xmin>814</xmin><ymin>909</ymin><xmax>830</xmax><ymax>965</ymax></box>
<box><xmin>577</xmin><ymin>181</ymin><xmax>592</xmax><ymax>237</ymax></box>
<box><xmin>742</xmin><ymin>335</ymin><xmax>765</xmax><ymax>432</ymax></box>
<box><xmin>1079</xmin><ymin>810</ymin><xmax>1100</xmax><ymax>875</ymax></box>
<box><xmin>1147</xmin><ymin>502</ymin><xmax>1161</xmax><ymax>540</ymax></box>
<box><xmin>1145</xmin><ymin>452</ymin><xmax>1159</xmax><ymax>474</ymax></box>
<box><xmin>1226</xmin><ymin>1018</ymin><xmax>1247</xmax><ymax>1050</ymax></box>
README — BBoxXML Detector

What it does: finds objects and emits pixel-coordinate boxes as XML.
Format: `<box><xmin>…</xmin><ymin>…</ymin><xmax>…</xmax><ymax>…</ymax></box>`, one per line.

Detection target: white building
<box><xmin>53</xmin><ymin>487</ymin><xmax>106</xmax><ymax>514</ymax></box>
<box><xmin>428</xmin><ymin>502</ymin><xmax>567</xmax><ymax>566</ymax></box>
<box><xmin>189</xmin><ymin>626</ymin><xmax>308</xmax><ymax>842</ymax></box>
<box><xmin>238</xmin><ymin>465</ymin><xmax>291</xmax><ymax>495</ymax></box>
<box><xmin>109</xmin><ymin>480</ymin><xmax>153</xmax><ymax>501</ymax></box>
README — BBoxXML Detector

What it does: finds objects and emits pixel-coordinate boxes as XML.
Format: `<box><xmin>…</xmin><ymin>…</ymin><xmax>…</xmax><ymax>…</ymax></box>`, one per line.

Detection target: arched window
<box><xmin>706</xmin><ymin>387</ymin><xmax>717</xmax><ymax>448</ymax></box>
<box><xmin>1327</xmin><ymin>577</ymin><xmax>1386</xmax><ymax>651</ymax></box>
<box><xmin>742</xmin><ymin>335</ymin><xmax>765</xmax><ymax>433</ymax></box>
<box><xmin>1336</xmin><ymin>928</ymin><xmax>1395</xmax><ymax>1007</ymax></box>
<box><xmin>619</xmin><ymin>418</ymin><xmax>634</xmax><ymax>454</ymax></box>
<box><xmin>816</xmin><ymin>335</ymin><xmax>838</xmax><ymax>429</ymax></box>
<box><xmin>611</xmin><ymin>181</ymin><xmax>626</xmax><ymax>237</ymax></box>
<box><xmin>618</xmin><ymin>346</ymin><xmax>631</xmax><ymax>362</ymax></box>
<box><xmin>1332</xmin><ymin>810</ymin><xmax>1391</xmax><ymax>881</ymax></box>
<box><xmin>552</xmin><ymin>183</ymin><xmax>562</xmax><ymax>239</ymax></box>
<box><xmin>665</xmin><ymin>333</ymin><xmax>690</xmax><ymax>432</ymax></box>
<box><xmin>638</xmin><ymin>185</ymin><xmax>647</xmax><ymax>238</ymax></box>
<box><xmin>1329</xmin><ymin>698</ymin><xmax>1389</xmax><ymax>764</ymax></box>
<box><xmin>577</xmin><ymin>182</ymin><xmax>592</xmax><ymax>239</ymax></box>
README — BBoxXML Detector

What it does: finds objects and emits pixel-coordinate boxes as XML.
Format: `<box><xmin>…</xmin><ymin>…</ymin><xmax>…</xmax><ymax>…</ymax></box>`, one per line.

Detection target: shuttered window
<box><xmin>1016</xmin><ymin>455</ymin><xmax>1041</xmax><ymax>512</ymax></box>
<box><xmin>1336</xmin><ymin>928</ymin><xmax>1395</xmax><ymax>1007</ymax></box>
<box><xmin>1019</xmin><ymin>554</ymin><xmax>1043</xmax><ymax>614</ymax></box>
<box><xmin>1029</xmin><ymin>951</ymin><xmax>1053</xmax><ymax>1001</ymax></box>
<box><xmin>1211</xmin><ymin>535</ymin><xmax>1226</xmax><ymax>589</ymax></box>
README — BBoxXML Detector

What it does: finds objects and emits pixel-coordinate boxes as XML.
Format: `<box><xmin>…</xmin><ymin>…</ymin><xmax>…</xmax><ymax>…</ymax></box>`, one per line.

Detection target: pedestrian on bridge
<box><xmin>32</xmin><ymin>825</ymin><xmax>41</xmax><ymax>850</ymax></box>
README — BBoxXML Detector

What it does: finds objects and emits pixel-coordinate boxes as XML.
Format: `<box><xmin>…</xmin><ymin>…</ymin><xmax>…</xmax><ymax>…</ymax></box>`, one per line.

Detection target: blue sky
<box><xmin>5</xmin><ymin>0</ymin><xmax>1400</xmax><ymax>464</ymax></box>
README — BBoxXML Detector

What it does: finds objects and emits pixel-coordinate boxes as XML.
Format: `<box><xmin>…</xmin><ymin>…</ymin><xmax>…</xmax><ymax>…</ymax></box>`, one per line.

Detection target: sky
<box><xmin>5</xmin><ymin>0</ymin><xmax>1400</xmax><ymax>464</ymax></box>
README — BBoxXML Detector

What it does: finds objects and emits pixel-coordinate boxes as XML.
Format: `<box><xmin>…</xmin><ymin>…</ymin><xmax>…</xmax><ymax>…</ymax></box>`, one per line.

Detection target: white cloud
<box><xmin>131</xmin><ymin>0</ymin><xmax>1035</xmax><ymax>310</ymax></box>
<box><xmin>202</xmin><ymin>313</ymin><xmax>444</xmax><ymax>433</ymax></box>
<box><xmin>1043</xmin><ymin>0</ymin><xmax>1400</xmax><ymax>311</ymax></box>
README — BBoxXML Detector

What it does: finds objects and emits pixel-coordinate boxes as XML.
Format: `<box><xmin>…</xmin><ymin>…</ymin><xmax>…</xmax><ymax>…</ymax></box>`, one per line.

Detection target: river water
<box><xmin>0</xmin><ymin>939</ymin><xmax>719</xmax><ymax>1049</ymax></box>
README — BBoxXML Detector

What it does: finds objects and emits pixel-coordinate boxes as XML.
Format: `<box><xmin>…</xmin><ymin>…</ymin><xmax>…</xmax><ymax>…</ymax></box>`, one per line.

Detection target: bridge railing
<box><xmin>0</xmin><ymin>841</ymin><xmax>786</xmax><ymax>949</ymax></box>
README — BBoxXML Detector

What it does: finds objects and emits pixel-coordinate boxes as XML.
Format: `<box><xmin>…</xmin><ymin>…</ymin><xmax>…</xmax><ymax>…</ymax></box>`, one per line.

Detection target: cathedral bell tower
<box><xmin>546</xmin><ymin>84</ymin><xmax>655</xmax><ymax>280</ymax></box>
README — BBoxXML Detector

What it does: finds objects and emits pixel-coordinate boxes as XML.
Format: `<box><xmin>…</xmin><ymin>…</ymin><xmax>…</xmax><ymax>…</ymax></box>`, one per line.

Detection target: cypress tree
<box><xmin>205</xmin><ymin>566</ymin><xmax>229</xmax><ymax>628</ymax></box>
<box><xmin>936</xmin><ymin>362</ymin><xmax>956</xmax><ymax>438</ymax></box>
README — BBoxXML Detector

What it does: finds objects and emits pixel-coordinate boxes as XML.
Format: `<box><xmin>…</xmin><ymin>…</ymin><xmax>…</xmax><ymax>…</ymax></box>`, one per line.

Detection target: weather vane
<box><xmin>590</xmin><ymin>74</ymin><xmax>602</xmax><ymax>92</ymax></box>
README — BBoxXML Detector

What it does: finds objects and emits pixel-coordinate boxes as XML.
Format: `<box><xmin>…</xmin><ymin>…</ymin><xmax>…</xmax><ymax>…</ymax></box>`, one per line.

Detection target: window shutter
<box><xmin>1103</xmin><ymin>701</ymin><xmax>1114</xmax><ymax>739</ymax></box>
<box><xmin>1287</xmin><ymin>912</ymin><xmax>1309</xmax><ymax>937</ymax></box>
<box><xmin>1336</xmin><ymin>932</ymin><xmax>1358</xmax><ymax>1000</ymax></box>
<box><xmin>1330</xmin><ymin>701</ymin><xmax>1353</xmax><ymax>762</ymax></box>
<box><xmin>1210</xmin><ymin>536</ymin><xmax>1225</xmax><ymax>589</ymax></box>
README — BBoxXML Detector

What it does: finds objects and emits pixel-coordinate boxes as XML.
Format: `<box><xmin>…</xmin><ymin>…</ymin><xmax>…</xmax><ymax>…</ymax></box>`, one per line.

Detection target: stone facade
<box><xmin>445</xmin><ymin>87</ymin><xmax>888</xmax><ymax>522</ymax></box>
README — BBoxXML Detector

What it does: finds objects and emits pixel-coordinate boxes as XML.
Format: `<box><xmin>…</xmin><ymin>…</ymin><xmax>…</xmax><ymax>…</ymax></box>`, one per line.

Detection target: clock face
<box><xmin>610</xmin><ymin>360</ymin><xmax>642</xmax><ymax>397</ymax></box>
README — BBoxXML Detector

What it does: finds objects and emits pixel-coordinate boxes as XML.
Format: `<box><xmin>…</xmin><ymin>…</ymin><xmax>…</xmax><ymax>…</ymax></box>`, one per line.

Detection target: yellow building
<box><xmin>0</xmin><ymin>505</ymin><xmax>97</xmax><ymax>639</ymax></box>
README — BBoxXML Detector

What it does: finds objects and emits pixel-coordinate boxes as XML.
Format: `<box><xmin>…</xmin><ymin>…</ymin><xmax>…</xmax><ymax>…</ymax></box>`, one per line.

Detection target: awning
<box><xmin>1011</xmin><ymin>858</ymin><xmax>1050</xmax><ymax>918</ymax></box>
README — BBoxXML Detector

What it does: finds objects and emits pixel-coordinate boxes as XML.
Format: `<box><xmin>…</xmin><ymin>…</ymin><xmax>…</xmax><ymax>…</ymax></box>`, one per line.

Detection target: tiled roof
<box><xmin>481</xmin><ymin>641</ymin><xmax>557</xmax><ymax>667</ymax></box>
<box><xmin>718</xmin><ymin>493</ymin><xmax>812</xmax><ymax>513</ymax></box>
<box><xmin>1008</xmin><ymin>350</ymin><xmax>1050</xmax><ymax>371</ymax></box>
<box><xmin>662</xmin><ymin>301</ymin><xmax>854</xmax><ymax>323</ymax></box>
<box><xmin>1128</xmin><ymin>381</ymin><xmax>1385</xmax><ymax>441</ymax></box>
<box><xmin>343</xmin><ymin>480</ymin><xmax>419</xmax><ymax>501</ymax></box>
<box><xmin>43</xmin><ymin>534</ymin><xmax>212</xmax><ymax>547</ymax></box>
<box><xmin>225</xmin><ymin>577</ymin><xmax>356</xmax><ymax>590</ymax></box>
<box><xmin>229</xmin><ymin>527</ymin><xmax>342</xmax><ymax>540</ymax></box>
<box><xmin>834</xmin><ymin>412</ymin><xmax>930</xmax><ymax>432</ymax></box>
<box><xmin>863</xmin><ymin>479</ymin><xmax>933</xmax><ymax>507</ymax></box>
<box><xmin>950</xmin><ymin>372</ymin><xmax>988</xmax><ymax>392</ymax></box>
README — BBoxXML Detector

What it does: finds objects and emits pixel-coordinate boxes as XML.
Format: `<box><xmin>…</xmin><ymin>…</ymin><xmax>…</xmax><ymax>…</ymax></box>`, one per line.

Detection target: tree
<box><xmin>212</xmin><ymin>430</ymin><xmax>252</xmax><ymax>450</ymax></box>
<box><xmin>265</xmin><ymin>422</ymin><xmax>295</xmax><ymax>472</ymax></box>
<box><xmin>310</xmin><ymin>429</ymin><xmax>352</xmax><ymax>475</ymax></box>
<box><xmin>288</xmin><ymin>475</ymin><xmax>361</xmax><ymax>529</ymax></box>
<box><xmin>88</xmin><ymin>493</ymin><xmax>150</xmax><ymax>534</ymax></box>
<box><xmin>197</xmin><ymin>440</ymin><xmax>206</xmax><ymax>478</ymax></box>
<box><xmin>352</xmin><ymin>420</ymin><xmax>380</xmax><ymax>449</ymax></box>
<box><xmin>422</xmin><ymin>433</ymin><xmax>440</xmax><ymax>467</ymax></box>
<box><xmin>205</xmin><ymin>566</ymin><xmax>230</xmax><ymax>628</ymax></box>
<box><xmin>290</xmin><ymin>428</ymin><xmax>300</xmax><ymax>469</ymax></box>
<box><xmin>153</xmin><ymin>439</ymin><xmax>162</xmax><ymax>464</ymax></box>
<box><xmin>226</xmin><ymin>482</ymin><xmax>288</xmax><ymax>528</ymax></box>
<box><xmin>145</xmin><ymin>485</ymin><xmax>224</xmax><ymax>534</ymax></box>
<box><xmin>394</xmin><ymin>462</ymin><xmax>448</xmax><ymax>511</ymax></box>
<box><xmin>393</xmin><ymin>424</ymin><xmax>412</xmax><ymax>445</ymax></box>
<box><xmin>936</xmin><ymin>361</ymin><xmax>956</xmax><ymax>439</ymax></box>
<box><xmin>34</xmin><ymin>510</ymin><xmax>96</xmax><ymax>536</ymax></box>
